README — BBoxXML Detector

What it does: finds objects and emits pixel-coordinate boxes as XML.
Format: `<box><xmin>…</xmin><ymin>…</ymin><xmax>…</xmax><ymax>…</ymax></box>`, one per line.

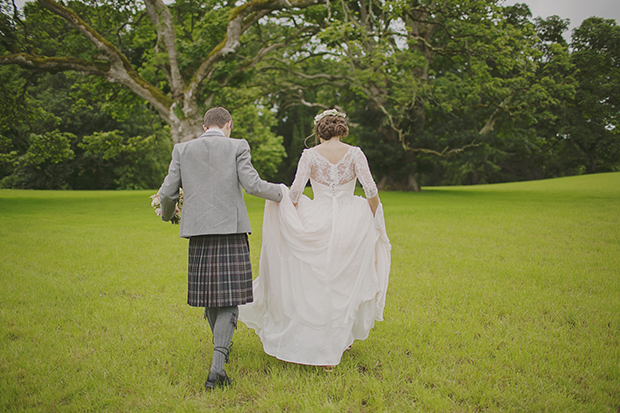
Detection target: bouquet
<box><xmin>150</xmin><ymin>188</ymin><xmax>183</xmax><ymax>225</ymax></box>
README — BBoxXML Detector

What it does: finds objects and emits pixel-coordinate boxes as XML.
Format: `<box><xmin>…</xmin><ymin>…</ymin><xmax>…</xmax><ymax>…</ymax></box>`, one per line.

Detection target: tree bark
<box><xmin>143</xmin><ymin>0</ymin><xmax>184</xmax><ymax>100</ymax></box>
<box><xmin>408</xmin><ymin>173</ymin><xmax>421</xmax><ymax>192</ymax></box>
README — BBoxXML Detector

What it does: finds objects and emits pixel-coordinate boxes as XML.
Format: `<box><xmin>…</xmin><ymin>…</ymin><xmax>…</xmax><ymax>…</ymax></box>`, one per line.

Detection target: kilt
<box><xmin>187</xmin><ymin>233</ymin><xmax>253</xmax><ymax>308</ymax></box>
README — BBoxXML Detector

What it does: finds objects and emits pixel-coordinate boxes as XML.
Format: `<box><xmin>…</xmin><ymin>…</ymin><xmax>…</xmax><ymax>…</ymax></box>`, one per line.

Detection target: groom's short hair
<box><xmin>204</xmin><ymin>107</ymin><xmax>232</xmax><ymax>129</ymax></box>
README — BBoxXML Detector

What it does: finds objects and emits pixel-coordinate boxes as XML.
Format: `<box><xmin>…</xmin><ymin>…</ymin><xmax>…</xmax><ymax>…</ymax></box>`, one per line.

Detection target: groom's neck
<box><xmin>206</xmin><ymin>126</ymin><xmax>230</xmax><ymax>138</ymax></box>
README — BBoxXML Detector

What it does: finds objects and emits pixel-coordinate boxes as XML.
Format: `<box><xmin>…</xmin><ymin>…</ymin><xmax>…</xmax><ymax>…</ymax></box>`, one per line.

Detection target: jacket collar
<box><xmin>200</xmin><ymin>129</ymin><xmax>227</xmax><ymax>139</ymax></box>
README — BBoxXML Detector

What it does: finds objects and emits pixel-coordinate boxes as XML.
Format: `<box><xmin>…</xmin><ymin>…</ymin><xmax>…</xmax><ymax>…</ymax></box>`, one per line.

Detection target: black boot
<box><xmin>205</xmin><ymin>369</ymin><xmax>232</xmax><ymax>390</ymax></box>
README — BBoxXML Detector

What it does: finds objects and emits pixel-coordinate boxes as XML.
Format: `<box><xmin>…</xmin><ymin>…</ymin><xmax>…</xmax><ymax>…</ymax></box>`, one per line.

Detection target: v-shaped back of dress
<box><xmin>307</xmin><ymin>147</ymin><xmax>357</xmax><ymax>187</ymax></box>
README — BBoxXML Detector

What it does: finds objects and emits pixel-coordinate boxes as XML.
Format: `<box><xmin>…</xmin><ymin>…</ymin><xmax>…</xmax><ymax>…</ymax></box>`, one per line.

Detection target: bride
<box><xmin>239</xmin><ymin>109</ymin><xmax>391</xmax><ymax>367</ymax></box>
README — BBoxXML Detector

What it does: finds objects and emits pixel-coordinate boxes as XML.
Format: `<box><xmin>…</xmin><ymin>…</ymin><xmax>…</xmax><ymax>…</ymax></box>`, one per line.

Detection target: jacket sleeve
<box><xmin>159</xmin><ymin>144</ymin><xmax>182</xmax><ymax>221</ymax></box>
<box><xmin>236</xmin><ymin>139</ymin><xmax>283</xmax><ymax>203</ymax></box>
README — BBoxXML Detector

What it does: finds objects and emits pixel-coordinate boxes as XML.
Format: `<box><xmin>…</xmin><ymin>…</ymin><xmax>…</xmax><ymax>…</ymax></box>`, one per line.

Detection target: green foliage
<box><xmin>0</xmin><ymin>128</ymin><xmax>172</xmax><ymax>190</ymax></box>
<box><xmin>0</xmin><ymin>0</ymin><xmax>618</xmax><ymax>189</ymax></box>
<box><xmin>78</xmin><ymin>129</ymin><xmax>172</xmax><ymax>189</ymax></box>
<box><xmin>80</xmin><ymin>130</ymin><xmax>125</xmax><ymax>160</ymax></box>
<box><xmin>231</xmin><ymin>105</ymin><xmax>287</xmax><ymax>180</ymax></box>
<box><xmin>0</xmin><ymin>131</ymin><xmax>75</xmax><ymax>189</ymax></box>
<box><xmin>22</xmin><ymin>130</ymin><xmax>75</xmax><ymax>165</ymax></box>
<box><xmin>113</xmin><ymin>133</ymin><xmax>173</xmax><ymax>190</ymax></box>
<box><xmin>19</xmin><ymin>0</ymin><xmax>94</xmax><ymax>59</ymax></box>
<box><xmin>175</xmin><ymin>3</ymin><xmax>229</xmax><ymax>78</ymax></box>
<box><xmin>0</xmin><ymin>68</ymin><xmax>172</xmax><ymax>189</ymax></box>
<box><xmin>274</xmin><ymin>104</ymin><xmax>317</xmax><ymax>184</ymax></box>
<box><xmin>563</xmin><ymin>17</ymin><xmax>620</xmax><ymax>173</ymax></box>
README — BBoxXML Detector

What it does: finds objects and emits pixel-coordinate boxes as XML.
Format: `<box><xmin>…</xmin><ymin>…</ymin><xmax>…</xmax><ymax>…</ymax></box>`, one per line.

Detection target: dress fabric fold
<box><xmin>239</xmin><ymin>179</ymin><xmax>391</xmax><ymax>366</ymax></box>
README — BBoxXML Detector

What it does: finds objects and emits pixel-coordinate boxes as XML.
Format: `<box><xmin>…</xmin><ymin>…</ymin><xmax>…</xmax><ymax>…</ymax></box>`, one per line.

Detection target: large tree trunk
<box><xmin>168</xmin><ymin>93</ymin><xmax>205</xmax><ymax>142</ymax></box>
<box><xmin>408</xmin><ymin>173</ymin><xmax>421</xmax><ymax>192</ymax></box>
<box><xmin>170</xmin><ymin>115</ymin><xmax>204</xmax><ymax>143</ymax></box>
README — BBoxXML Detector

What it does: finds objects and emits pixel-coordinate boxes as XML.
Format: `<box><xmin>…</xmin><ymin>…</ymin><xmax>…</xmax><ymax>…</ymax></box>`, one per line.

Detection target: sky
<box><xmin>502</xmin><ymin>0</ymin><xmax>620</xmax><ymax>36</ymax></box>
<box><xmin>11</xmin><ymin>0</ymin><xmax>620</xmax><ymax>39</ymax></box>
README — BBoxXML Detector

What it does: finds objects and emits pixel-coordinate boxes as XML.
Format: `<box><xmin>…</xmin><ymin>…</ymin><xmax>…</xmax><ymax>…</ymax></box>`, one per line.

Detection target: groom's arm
<box><xmin>159</xmin><ymin>145</ymin><xmax>182</xmax><ymax>221</ymax></box>
<box><xmin>236</xmin><ymin>139</ymin><xmax>283</xmax><ymax>203</ymax></box>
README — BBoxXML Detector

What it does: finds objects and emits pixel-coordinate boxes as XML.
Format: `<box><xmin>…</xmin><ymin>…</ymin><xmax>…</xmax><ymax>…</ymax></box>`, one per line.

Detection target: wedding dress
<box><xmin>239</xmin><ymin>146</ymin><xmax>391</xmax><ymax>366</ymax></box>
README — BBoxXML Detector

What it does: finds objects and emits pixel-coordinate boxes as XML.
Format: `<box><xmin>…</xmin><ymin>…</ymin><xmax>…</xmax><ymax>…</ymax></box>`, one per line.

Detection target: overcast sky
<box><xmin>11</xmin><ymin>0</ymin><xmax>620</xmax><ymax>37</ymax></box>
<box><xmin>503</xmin><ymin>0</ymin><xmax>620</xmax><ymax>35</ymax></box>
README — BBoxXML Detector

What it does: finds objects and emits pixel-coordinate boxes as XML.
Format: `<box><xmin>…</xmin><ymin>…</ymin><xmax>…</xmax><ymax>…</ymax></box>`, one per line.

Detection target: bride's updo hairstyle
<box><xmin>313</xmin><ymin>109</ymin><xmax>348</xmax><ymax>143</ymax></box>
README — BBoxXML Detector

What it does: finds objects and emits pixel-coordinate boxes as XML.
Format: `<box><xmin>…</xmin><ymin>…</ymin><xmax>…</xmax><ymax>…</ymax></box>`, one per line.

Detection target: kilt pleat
<box><xmin>187</xmin><ymin>233</ymin><xmax>253</xmax><ymax>307</ymax></box>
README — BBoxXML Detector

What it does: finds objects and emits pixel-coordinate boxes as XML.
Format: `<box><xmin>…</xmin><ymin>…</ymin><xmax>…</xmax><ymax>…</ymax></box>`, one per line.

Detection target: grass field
<box><xmin>1</xmin><ymin>172</ymin><xmax>619</xmax><ymax>412</ymax></box>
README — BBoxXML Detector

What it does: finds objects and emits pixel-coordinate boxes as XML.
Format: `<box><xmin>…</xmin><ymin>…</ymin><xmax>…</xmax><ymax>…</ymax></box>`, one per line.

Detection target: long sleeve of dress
<box><xmin>353</xmin><ymin>148</ymin><xmax>378</xmax><ymax>199</ymax></box>
<box><xmin>289</xmin><ymin>150</ymin><xmax>311</xmax><ymax>204</ymax></box>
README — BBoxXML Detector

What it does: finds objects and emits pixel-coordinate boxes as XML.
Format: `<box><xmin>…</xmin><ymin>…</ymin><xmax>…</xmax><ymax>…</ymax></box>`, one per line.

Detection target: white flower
<box><xmin>313</xmin><ymin>109</ymin><xmax>346</xmax><ymax>125</ymax></box>
<box><xmin>150</xmin><ymin>190</ymin><xmax>183</xmax><ymax>225</ymax></box>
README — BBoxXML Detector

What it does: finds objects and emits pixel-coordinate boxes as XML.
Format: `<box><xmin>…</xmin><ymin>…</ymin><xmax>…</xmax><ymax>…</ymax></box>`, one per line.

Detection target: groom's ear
<box><xmin>203</xmin><ymin>125</ymin><xmax>207</xmax><ymax>131</ymax></box>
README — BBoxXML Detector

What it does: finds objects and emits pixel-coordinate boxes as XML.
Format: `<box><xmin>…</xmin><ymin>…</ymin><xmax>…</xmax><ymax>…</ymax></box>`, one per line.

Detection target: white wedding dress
<box><xmin>239</xmin><ymin>146</ymin><xmax>391</xmax><ymax>366</ymax></box>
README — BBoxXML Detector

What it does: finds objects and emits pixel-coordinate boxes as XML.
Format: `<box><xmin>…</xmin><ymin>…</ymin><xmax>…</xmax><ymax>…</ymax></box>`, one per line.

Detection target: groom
<box><xmin>158</xmin><ymin>107</ymin><xmax>283</xmax><ymax>390</ymax></box>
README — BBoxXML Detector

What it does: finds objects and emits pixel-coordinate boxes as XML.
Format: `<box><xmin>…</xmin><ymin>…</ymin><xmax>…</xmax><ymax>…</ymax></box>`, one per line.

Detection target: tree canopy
<box><xmin>0</xmin><ymin>0</ymin><xmax>618</xmax><ymax>190</ymax></box>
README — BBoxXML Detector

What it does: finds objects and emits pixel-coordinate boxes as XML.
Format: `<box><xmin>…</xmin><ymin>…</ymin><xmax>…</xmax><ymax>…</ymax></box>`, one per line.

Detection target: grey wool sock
<box><xmin>209</xmin><ymin>306</ymin><xmax>238</xmax><ymax>376</ymax></box>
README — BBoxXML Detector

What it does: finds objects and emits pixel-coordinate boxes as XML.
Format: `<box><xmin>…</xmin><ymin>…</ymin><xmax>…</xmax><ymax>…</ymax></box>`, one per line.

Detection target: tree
<box><xmin>1</xmin><ymin>0</ymin><xmax>307</xmax><ymax>187</ymax></box>
<box><xmin>439</xmin><ymin>11</ymin><xmax>578</xmax><ymax>184</ymax></box>
<box><xmin>259</xmin><ymin>0</ymin><xmax>574</xmax><ymax>188</ymax></box>
<box><xmin>0</xmin><ymin>55</ymin><xmax>175</xmax><ymax>189</ymax></box>
<box><xmin>2</xmin><ymin>130</ymin><xmax>75</xmax><ymax>189</ymax></box>
<box><xmin>0</xmin><ymin>0</ymin><xmax>321</xmax><ymax>144</ymax></box>
<box><xmin>2</xmin><ymin>0</ymin><xmax>616</xmax><ymax>189</ymax></box>
<box><xmin>562</xmin><ymin>17</ymin><xmax>620</xmax><ymax>173</ymax></box>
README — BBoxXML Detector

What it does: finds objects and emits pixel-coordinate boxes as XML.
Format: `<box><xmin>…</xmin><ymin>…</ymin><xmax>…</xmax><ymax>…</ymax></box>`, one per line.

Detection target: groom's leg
<box><xmin>204</xmin><ymin>307</ymin><xmax>218</xmax><ymax>334</ymax></box>
<box><xmin>209</xmin><ymin>306</ymin><xmax>238</xmax><ymax>377</ymax></box>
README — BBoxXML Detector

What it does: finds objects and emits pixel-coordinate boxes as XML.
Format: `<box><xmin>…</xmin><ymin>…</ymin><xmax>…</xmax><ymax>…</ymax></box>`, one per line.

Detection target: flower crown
<box><xmin>313</xmin><ymin>109</ymin><xmax>346</xmax><ymax>125</ymax></box>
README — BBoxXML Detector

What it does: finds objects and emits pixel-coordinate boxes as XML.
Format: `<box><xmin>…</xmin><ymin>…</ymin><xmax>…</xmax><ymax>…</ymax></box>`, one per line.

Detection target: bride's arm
<box><xmin>367</xmin><ymin>195</ymin><xmax>379</xmax><ymax>216</ymax></box>
<box><xmin>290</xmin><ymin>150</ymin><xmax>311</xmax><ymax>205</ymax></box>
<box><xmin>353</xmin><ymin>148</ymin><xmax>380</xmax><ymax>216</ymax></box>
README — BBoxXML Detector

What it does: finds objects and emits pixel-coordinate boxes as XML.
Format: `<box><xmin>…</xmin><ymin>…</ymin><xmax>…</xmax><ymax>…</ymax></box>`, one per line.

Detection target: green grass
<box><xmin>1</xmin><ymin>173</ymin><xmax>619</xmax><ymax>412</ymax></box>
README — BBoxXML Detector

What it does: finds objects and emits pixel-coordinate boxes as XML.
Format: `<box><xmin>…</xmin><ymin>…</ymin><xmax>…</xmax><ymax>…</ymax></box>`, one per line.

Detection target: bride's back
<box><xmin>313</xmin><ymin>141</ymin><xmax>352</xmax><ymax>165</ymax></box>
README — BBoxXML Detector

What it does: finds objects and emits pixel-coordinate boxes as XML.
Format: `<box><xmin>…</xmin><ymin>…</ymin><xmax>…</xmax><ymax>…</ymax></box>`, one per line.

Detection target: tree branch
<box><xmin>355</xmin><ymin>78</ymin><xmax>481</xmax><ymax>157</ymax></box>
<box><xmin>115</xmin><ymin>11</ymin><xmax>147</xmax><ymax>51</ymax></box>
<box><xmin>0</xmin><ymin>53</ymin><xmax>110</xmax><ymax>74</ymax></box>
<box><xmin>262</xmin><ymin>61</ymin><xmax>348</xmax><ymax>81</ymax></box>
<box><xmin>144</xmin><ymin>0</ymin><xmax>184</xmax><ymax>99</ymax></box>
<box><xmin>186</xmin><ymin>0</ymin><xmax>324</xmax><ymax>100</ymax></box>
<box><xmin>407</xmin><ymin>140</ymin><xmax>482</xmax><ymax>157</ymax></box>
<box><xmin>35</xmin><ymin>0</ymin><xmax>174</xmax><ymax>123</ymax></box>
<box><xmin>479</xmin><ymin>97</ymin><xmax>510</xmax><ymax>135</ymax></box>
<box><xmin>298</xmin><ymin>93</ymin><xmax>331</xmax><ymax>109</ymax></box>
<box><xmin>276</xmin><ymin>90</ymin><xmax>331</xmax><ymax>111</ymax></box>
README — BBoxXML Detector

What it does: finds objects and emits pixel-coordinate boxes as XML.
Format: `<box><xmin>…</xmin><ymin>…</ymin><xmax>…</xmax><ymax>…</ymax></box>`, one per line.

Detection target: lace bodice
<box><xmin>289</xmin><ymin>146</ymin><xmax>378</xmax><ymax>203</ymax></box>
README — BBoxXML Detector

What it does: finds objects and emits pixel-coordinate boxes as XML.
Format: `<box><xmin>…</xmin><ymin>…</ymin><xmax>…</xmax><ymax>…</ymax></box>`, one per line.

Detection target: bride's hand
<box><xmin>367</xmin><ymin>195</ymin><xmax>379</xmax><ymax>216</ymax></box>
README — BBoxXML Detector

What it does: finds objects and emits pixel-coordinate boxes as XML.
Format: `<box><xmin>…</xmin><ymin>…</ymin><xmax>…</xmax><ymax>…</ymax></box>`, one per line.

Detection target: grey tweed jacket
<box><xmin>159</xmin><ymin>129</ymin><xmax>283</xmax><ymax>238</ymax></box>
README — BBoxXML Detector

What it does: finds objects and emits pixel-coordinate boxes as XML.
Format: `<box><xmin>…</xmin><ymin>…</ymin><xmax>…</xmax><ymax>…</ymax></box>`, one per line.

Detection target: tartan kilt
<box><xmin>187</xmin><ymin>233</ymin><xmax>253</xmax><ymax>307</ymax></box>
